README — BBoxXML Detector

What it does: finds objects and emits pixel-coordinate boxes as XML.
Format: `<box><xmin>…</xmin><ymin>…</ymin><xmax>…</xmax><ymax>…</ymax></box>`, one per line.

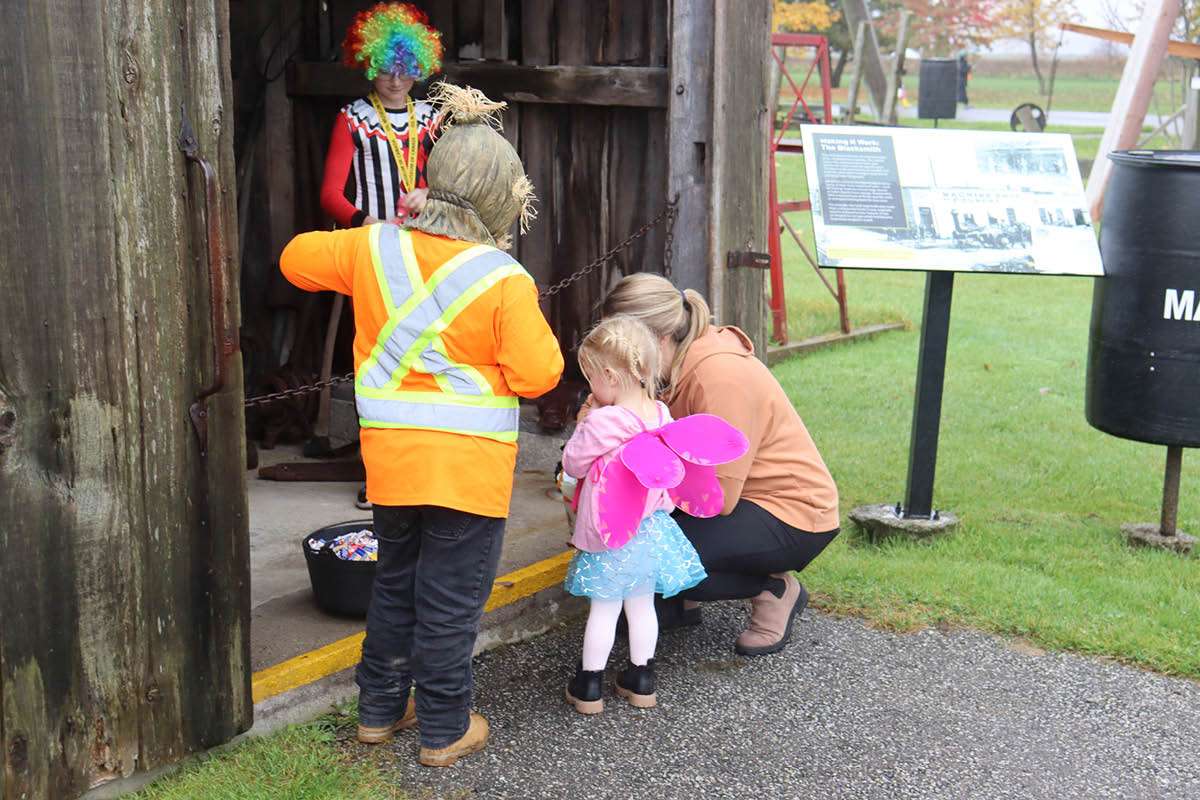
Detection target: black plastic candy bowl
<box><xmin>302</xmin><ymin>519</ymin><xmax>377</xmax><ymax>617</ymax></box>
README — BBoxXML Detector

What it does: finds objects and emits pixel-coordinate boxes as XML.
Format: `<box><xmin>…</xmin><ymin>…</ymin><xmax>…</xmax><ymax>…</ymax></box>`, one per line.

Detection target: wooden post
<box><xmin>711</xmin><ymin>0</ymin><xmax>772</xmax><ymax>355</ymax></box>
<box><xmin>1085</xmin><ymin>0</ymin><xmax>1180</xmax><ymax>222</ymax></box>
<box><xmin>883</xmin><ymin>11</ymin><xmax>912</xmax><ymax>126</ymax></box>
<box><xmin>839</xmin><ymin>0</ymin><xmax>889</xmax><ymax>119</ymax></box>
<box><xmin>1184</xmin><ymin>62</ymin><xmax>1200</xmax><ymax>150</ymax></box>
<box><xmin>667</xmin><ymin>0</ymin><xmax>715</xmax><ymax>296</ymax></box>
<box><xmin>844</xmin><ymin>21</ymin><xmax>867</xmax><ymax>123</ymax></box>
<box><xmin>0</xmin><ymin>2</ymin><xmax>251</xmax><ymax>796</ymax></box>
<box><xmin>483</xmin><ymin>0</ymin><xmax>508</xmax><ymax>60</ymax></box>
<box><xmin>264</xmin><ymin>22</ymin><xmax>298</xmax><ymax>261</ymax></box>
<box><xmin>768</xmin><ymin>46</ymin><xmax>783</xmax><ymax>140</ymax></box>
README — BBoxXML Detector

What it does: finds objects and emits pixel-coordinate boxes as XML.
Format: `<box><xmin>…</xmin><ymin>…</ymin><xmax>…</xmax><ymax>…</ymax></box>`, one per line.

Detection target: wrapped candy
<box><xmin>309</xmin><ymin>529</ymin><xmax>379</xmax><ymax>562</ymax></box>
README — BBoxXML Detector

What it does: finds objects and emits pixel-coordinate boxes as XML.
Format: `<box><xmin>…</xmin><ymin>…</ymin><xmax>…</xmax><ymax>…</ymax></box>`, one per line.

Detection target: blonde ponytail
<box><xmin>601</xmin><ymin>274</ymin><xmax>712</xmax><ymax>400</ymax></box>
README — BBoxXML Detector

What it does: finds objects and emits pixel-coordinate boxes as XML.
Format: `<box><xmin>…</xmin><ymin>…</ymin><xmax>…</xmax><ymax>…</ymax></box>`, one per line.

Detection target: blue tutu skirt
<box><xmin>564</xmin><ymin>511</ymin><xmax>707</xmax><ymax>601</ymax></box>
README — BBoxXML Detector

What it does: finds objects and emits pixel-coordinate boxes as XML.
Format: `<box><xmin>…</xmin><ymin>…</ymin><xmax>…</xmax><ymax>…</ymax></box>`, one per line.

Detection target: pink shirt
<box><xmin>562</xmin><ymin>402</ymin><xmax>675</xmax><ymax>553</ymax></box>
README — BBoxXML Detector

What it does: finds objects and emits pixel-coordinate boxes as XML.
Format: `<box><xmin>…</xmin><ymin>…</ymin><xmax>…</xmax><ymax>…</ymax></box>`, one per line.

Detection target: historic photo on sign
<box><xmin>800</xmin><ymin>125</ymin><xmax>1104</xmax><ymax>276</ymax></box>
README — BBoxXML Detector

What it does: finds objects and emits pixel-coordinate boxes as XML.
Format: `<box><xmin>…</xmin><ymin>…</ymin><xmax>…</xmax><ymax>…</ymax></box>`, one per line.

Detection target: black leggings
<box><xmin>674</xmin><ymin>500</ymin><xmax>838</xmax><ymax>601</ymax></box>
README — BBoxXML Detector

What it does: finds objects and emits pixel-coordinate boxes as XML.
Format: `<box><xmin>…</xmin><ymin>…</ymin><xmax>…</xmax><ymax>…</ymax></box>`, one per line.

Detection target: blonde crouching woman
<box><xmin>592</xmin><ymin>274</ymin><xmax>840</xmax><ymax>656</ymax></box>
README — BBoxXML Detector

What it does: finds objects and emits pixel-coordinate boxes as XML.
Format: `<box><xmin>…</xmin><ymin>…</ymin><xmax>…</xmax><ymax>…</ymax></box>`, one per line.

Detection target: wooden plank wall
<box><xmin>0</xmin><ymin>1</ymin><xmax>251</xmax><ymax>796</ymax></box>
<box><xmin>504</xmin><ymin>0</ymin><xmax>671</xmax><ymax>362</ymax></box>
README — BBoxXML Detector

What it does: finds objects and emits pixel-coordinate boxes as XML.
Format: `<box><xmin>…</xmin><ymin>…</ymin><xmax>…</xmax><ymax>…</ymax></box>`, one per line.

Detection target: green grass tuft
<box><xmin>133</xmin><ymin>708</ymin><xmax>404</xmax><ymax>800</ymax></box>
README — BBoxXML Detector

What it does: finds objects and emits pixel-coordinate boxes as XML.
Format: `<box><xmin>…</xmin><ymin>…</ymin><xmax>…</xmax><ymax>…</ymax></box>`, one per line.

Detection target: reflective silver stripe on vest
<box><xmin>419</xmin><ymin>347</ymin><xmax>484</xmax><ymax>395</ymax></box>
<box><xmin>356</xmin><ymin>395</ymin><xmax>519</xmax><ymax>434</ymax></box>
<box><xmin>375</xmin><ymin>224</ymin><xmax>412</xmax><ymax>308</ymax></box>
<box><xmin>362</xmin><ymin>248</ymin><xmax>517</xmax><ymax>389</ymax></box>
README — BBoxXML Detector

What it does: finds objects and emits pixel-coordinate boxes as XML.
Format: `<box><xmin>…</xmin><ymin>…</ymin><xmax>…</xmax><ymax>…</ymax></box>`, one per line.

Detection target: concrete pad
<box><xmin>249</xmin><ymin>445</ymin><xmax>368</xmax><ymax>609</ymax></box>
<box><xmin>1122</xmin><ymin>523</ymin><xmax>1196</xmax><ymax>555</ymax></box>
<box><xmin>849</xmin><ymin>502</ymin><xmax>960</xmax><ymax>543</ymax></box>
<box><xmin>249</xmin><ymin>428</ymin><xmax>575</xmax><ymax>673</ymax></box>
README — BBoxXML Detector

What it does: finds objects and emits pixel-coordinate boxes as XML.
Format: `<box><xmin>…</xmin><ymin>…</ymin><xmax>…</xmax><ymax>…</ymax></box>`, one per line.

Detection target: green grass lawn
<box><xmin>793</xmin><ymin>71</ymin><xmax>1181</xmax><ymax>116</ymax></box>
<box><xmin>133</xmin><ymin>709</ymin><xmax>399</xmax><ymax>800</ymax></box>
<box><xmin>772</xmin><ymin>171</ymin><xmax>1200</xmax><ymax>677</ymax></box>
<box><xmin>922</xmin><ymin>75</ymin><xmax>1179</xmax><ymax>115</ymax></box>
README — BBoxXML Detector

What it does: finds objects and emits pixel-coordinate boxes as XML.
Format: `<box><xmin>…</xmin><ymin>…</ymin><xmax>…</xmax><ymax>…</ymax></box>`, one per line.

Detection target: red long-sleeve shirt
<box><xmin>320</xmin><ymin>97</ymin><xmax>437</xmax><ymax>228</ymax></box>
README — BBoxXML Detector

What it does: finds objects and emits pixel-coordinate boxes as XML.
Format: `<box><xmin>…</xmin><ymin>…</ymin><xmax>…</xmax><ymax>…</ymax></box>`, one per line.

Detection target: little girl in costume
<box><xmin>562</xmin><ymin>316</ymin><xmax>748</xmax><ymax>713</ymax></box>
<box><xmin>320</xmin><ymin>2</ymin><xmax>444</xmax><ymax>229</ymax></box>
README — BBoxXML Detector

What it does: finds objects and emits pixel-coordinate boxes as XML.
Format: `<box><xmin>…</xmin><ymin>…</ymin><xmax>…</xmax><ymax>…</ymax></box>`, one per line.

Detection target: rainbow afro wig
<box><xmin>342</xmin><ymin>2</ymin><xmax>443</xmax><ymax>81</ymax></box>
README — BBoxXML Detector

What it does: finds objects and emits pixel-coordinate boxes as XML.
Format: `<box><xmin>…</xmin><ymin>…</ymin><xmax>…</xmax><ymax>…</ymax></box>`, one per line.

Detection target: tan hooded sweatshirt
<box><xmin>667</xmin><ymin>326</ymin><xmax>840</xmax><ymax>533</ymax></box>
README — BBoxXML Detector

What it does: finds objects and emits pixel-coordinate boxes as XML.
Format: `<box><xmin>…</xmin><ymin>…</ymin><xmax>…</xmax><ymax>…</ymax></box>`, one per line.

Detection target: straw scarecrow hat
<box><xmin>405</xmin><ymin>83</ymin><xmax>536</xmax><ymax>250</ymax></box>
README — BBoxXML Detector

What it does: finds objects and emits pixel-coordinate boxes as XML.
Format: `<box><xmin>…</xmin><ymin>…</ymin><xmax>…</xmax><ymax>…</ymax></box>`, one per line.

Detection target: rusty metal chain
<box><xmin>539</xmin><ymin>194</ymin><xmax>679</xmax><ymax>299</ymax></box>
<box><xmin>663</xmin><ymin>194</ymin><xmax>678</xmax><ymax>280</ymax></box>
<box><xmin>243</xmin><ymin>195</ymin><xmax>679</xmax><ymax>409</ymax></box>
<box><xmin>243</xmin><ymin>371</ymin><xmax>357</xmax><ymax>409</ymax></box>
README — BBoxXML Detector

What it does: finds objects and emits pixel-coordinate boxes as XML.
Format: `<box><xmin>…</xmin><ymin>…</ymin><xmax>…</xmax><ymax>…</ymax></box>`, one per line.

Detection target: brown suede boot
<box><xmin>418</xmin><ymin>712</ymin><xmax>490</xmax><ymax>768</ymax></box>
<box><xmin>734</xmin><ymin>573</ymin><xmax>808</xmax><ymax>656</ymax></box>
<box><xmin>356</xmin><ymin>695</ymin><xmax>417</xmax><ymax>744</ymax></box>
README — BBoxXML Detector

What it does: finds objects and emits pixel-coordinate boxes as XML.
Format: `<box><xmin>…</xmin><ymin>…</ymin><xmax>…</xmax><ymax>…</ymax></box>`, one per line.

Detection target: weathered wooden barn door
<box><xmin>710</xmin><ymin>0</ymin><xmax>772</xmax><ymax>356</ymax></box>
<box><xmin>0</xmin><ymin>1</ymin><xmax>251</xmax><ymax>797</ymax></box>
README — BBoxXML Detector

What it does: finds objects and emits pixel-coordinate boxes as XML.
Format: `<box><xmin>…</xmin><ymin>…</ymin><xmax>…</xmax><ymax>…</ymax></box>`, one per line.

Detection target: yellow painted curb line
<box><xmin>251</xmin><ymin>549</ymin><xmax>575</xmax><ymax>704</ymax></box>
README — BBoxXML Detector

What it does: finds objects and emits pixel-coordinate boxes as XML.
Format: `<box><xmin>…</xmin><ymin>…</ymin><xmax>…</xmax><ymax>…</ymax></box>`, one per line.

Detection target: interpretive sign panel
<box><xmin>800</xmin><ymin>125</ymin><xmax>1104</xmax><ymax>276</ymax></box>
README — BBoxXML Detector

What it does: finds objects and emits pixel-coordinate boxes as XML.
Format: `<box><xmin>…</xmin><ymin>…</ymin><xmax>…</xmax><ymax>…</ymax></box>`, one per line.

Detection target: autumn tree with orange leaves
<box><xmin>900</xmin><ymin>0</ymin><xmax>999</xmax><ymax>56</ymax></box>
<box><xmin>772</xmin><ymin>0</ymin><xmax>840</xmax><ymax>34</ymax></box>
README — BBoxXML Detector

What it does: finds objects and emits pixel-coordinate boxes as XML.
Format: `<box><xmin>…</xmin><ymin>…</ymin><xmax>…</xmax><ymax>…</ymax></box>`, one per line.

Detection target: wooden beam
<box><xmin>882</xmin><ymin>10</ymin><xmax>912</xmax><ymax>126</ymax></box>
<box><xmin>520</xmin><ymin>0</ymin><xmax>554</xmax><ymax>65</ymax></box>
<box><xmin>667</xmin><ymin>0</ymin><xmax>715</xmax><ymax>296</ymax></box>
<box><xmin>285</xmin><ymin>61</ymin><xmax>669</xmax><ymax>107</ymax></box>
<box><xmin>766</xmin><ymin>322</ymin><xmax>906</xmax><ymax>366</ymax></box>
<box><xmin>840</xmin><ymin>0</ymin><xmax>888</xmax><ymax>119</ymax></box>
<box><xmin>428</xmin><ymin>3</ymin><xmax>457</xmax><ymax>58</ymax></box>
<box><xmin>1185</xmin><ymin>65</ymin><xmax>1200</xmax><ymax>149</ymax></box>
<box><xmin>711</xmin><ymin>0</ymin><xmax>772</xmax><ymax>354</ymax></box>
<box><xmin>483</xmin><ymin>0</ymin><xmax>507</xmax><ymax>60</ymax></box>
<box><xmin>1061</xmin><ymin>22</ymin><xmax>1200</xmax><ymax>61</ymax></box>
<box><xmin>1085</xmin><ymin>0</ymin><xmax>1180</xmax><ymax>222</ymax></box>
<box><xmin>844</xmin><ymin>21</ymin><xmax>867</xmax><ymax>122</ymax></box>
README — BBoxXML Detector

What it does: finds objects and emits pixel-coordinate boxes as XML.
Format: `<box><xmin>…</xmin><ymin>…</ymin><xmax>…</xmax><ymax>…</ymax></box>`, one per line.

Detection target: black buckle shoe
<box><xmin>565</xmin><ymin>663</ymin><xmax>604</xmax><ymax>715</ymax></box>
<box><xmin>615</xmin><ymin>660</ymin><xmax>657</xmax><ymax>708</ymax></box>
<box><xmin>661</xmin><ymin>595</ymin><xmax>703</xmax><ymax>630</ymax></box>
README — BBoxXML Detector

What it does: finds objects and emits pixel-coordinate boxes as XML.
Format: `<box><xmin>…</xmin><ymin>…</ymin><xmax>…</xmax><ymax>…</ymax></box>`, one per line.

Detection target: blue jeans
<box><xmin>356</xmin><ymin>505</ymin><xmax>505</xmax><ymax>748</ymax></box>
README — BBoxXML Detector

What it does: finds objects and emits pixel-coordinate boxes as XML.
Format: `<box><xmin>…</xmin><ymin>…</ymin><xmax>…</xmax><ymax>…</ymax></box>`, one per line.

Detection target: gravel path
<box><xmin>356</xmin><ymin>602</ymin><xmax>1200</xmax><ymax>800</ymax></box>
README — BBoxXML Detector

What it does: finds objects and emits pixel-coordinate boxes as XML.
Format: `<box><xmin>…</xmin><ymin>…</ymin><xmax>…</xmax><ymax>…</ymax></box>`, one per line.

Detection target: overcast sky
<box><xmin>987</xmin><ymin>0</ymin><xmax>1141</xmax><ymax>56</ymax></box>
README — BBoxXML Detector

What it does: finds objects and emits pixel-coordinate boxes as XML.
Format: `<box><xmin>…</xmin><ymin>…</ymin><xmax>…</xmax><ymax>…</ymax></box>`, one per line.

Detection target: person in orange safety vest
<box><xmin>280</xmin><ymin>84</ymin><xmax>563</xmax><ymax>768</ymax></box>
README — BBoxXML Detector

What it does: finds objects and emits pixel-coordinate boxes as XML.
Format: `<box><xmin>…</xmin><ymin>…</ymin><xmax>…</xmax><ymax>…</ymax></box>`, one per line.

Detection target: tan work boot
<box><xmin>357</xmin><ymin>695</ymin><xmax>417</xmax><ymax>744</ymax></box>
<box><xmin>418</xmin><ymin>712</ymin><xmax>490</xmax><ymax>768</ymax></box>
<box><xmin>734</xmin><ymin>573</ymin><xmax>809</xmax><ymax>656</ymax></box>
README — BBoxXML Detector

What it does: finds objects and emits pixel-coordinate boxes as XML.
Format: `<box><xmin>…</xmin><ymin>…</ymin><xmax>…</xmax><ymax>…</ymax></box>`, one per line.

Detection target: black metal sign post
<box><xmin>849</xmin><ymin>269</ymin><xmax>961</xmax><ymax>542</ymax></box>
<box><xmin>902</xmin><ymin>270</ymin><xmax>955</xmax><ymax>519</ymax></box>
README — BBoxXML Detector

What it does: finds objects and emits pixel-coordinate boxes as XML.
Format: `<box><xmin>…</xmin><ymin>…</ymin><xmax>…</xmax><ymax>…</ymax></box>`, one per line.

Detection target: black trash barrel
<box><xmin>918</xmin><ymin>58</ymin><xmax>958</xmax><ymax>120</ymax></box>
<box><xmin>1086</xmin><ymin>150</ymin><xmax>1200</xmax><ymax>446</ymax></box>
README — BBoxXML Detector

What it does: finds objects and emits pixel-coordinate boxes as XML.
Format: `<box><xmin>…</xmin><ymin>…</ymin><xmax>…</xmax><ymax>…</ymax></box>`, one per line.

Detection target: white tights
<box><xmin>581</xmin><ymin>594</ymin><xmax>658</xmax><ymax>671</ymax></box>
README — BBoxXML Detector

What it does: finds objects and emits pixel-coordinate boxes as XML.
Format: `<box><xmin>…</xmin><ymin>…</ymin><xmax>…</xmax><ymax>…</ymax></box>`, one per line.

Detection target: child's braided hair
<box><xmin>577</xmin><ymin>315</ymin><xmax>660</xmax><ymax>401</ymax></box>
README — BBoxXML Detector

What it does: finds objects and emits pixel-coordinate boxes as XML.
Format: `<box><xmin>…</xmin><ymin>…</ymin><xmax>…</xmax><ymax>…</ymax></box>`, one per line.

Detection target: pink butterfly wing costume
<box><xmin>563</xmin><ymin>406</ymin><xmax>750</xmax><ymax>552</ymax></box>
